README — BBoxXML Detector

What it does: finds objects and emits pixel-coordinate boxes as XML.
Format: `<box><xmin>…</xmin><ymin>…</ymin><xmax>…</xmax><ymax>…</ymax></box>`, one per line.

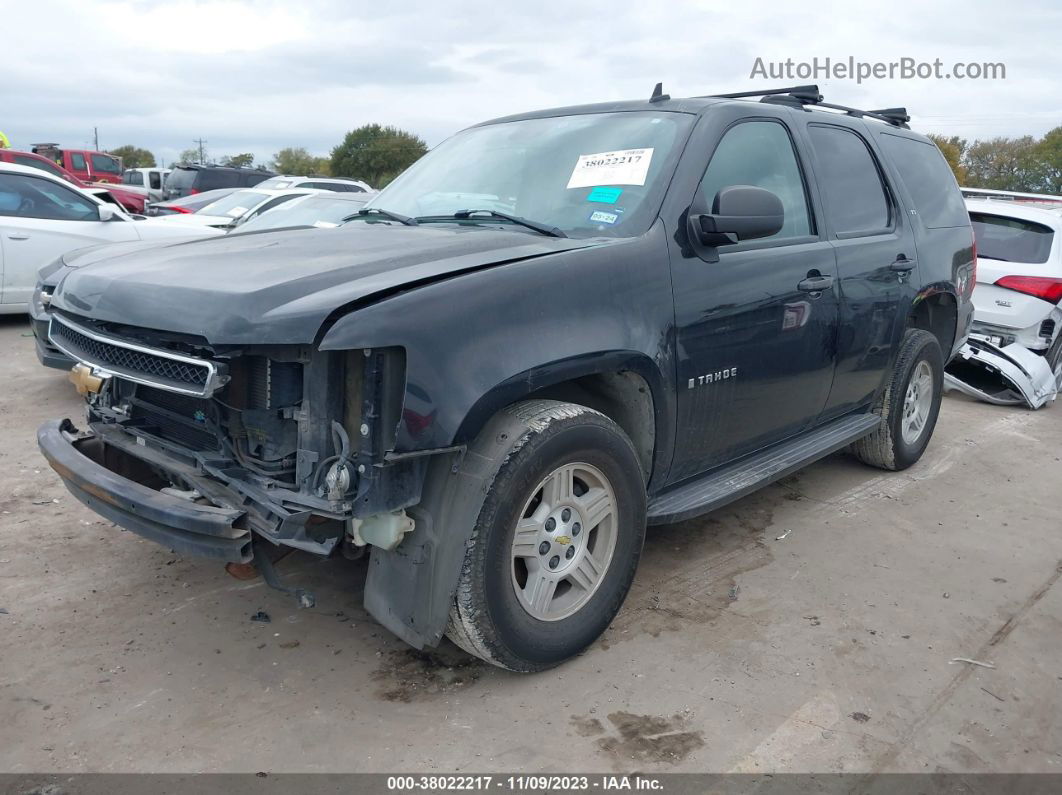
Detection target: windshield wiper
<box><xmin>353</xmin><ymin>207</ymin><xmax>418</xmax><ymax>226</ymax></box>
<box><xmin>419</xmin><ymin>209</ymin><xmax>567</xmax><ymax>238</ymax></box>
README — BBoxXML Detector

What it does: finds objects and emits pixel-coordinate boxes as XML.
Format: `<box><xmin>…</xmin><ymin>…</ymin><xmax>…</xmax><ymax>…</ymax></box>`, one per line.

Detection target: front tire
<box><xmin>852</xmin><ymin>328</ymin><xmax>944</xmax><ymax>471</ymax></box>
<box><xmin>446</xmin><ymin>400</ymin><xmax>646</xmax><ymax>672</ymax></box>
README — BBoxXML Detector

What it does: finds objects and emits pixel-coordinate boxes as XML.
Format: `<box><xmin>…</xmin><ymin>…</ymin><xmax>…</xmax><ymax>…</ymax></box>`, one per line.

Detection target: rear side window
<box><xmin>166</xmin><ymin>168</ymin><xmax>196</xmax><ymax>189</ymax></box>
<box><xmin>699</xmin><ymin>120</ymin><xmax>812</xmax><ymax>241</ymax></box>
<box><xmin>242</xmin><ymin>172</ymin><xmax>272</xmax><ymax>188</ymax></box>
<box><xmin>198</xmin><ymin>170</ymin><xmax>239</xmax><ymax>191</ymax></box>
<box><xmin>70</xmin><ymin>152</ymin><xmax>87</xmax><ymax>171</ymax></box>
<box><xmin>149</xmin><ymin>172</ymin><xmax>162</xmax><ymax>189</ymax></box>
<box><xmin>969</xmin><ymin>213</ymin><xmax>1054</xmax><ymax>264</ymax></box>
<box><xmin>808</xmin><ymin>125</ymin><xmax>891</xmax><ymax>236</ymax></box>
<box><xmin>879</xmin><ymin>134</ymin><xmax>968</xmax><ymax>229</ymax></box>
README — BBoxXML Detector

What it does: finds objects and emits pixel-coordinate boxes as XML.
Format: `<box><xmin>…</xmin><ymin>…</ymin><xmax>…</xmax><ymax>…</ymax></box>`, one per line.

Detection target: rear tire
<box><xmin>852</xmin><ymin>329</ymin><xmax>944</xmax><ymax>471</ymax></box>
<box><xmin>446</xmin><ymin>400</ymin><xmax>646</xmax><ymax>672</ymax></box>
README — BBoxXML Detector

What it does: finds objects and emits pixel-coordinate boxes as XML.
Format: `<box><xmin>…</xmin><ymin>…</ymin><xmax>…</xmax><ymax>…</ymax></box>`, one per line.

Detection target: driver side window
<box><xmin>700</xmin><ymin>121</ymin><xmax>812</xmax><ymax>242</ymax></box>
<box><xmin>0</xmin><ymin>174</ymin><xmax>99</xmax><ymax>221</ymax></box>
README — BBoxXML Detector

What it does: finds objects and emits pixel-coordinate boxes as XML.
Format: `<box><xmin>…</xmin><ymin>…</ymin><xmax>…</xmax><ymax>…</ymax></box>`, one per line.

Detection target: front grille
<box><xmin>50</xmin><ymin>316</ymin><xmax>218</xmax><ymax>396</ymax></box>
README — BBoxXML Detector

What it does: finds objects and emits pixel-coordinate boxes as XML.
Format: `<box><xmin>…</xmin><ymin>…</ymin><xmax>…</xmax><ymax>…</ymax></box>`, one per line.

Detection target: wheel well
<box><xmin>909</xmin><ymin>293</ymin><xmax>957</xmax><ymax>356</ymax></box>
<box><xmin>520</xmin><ymin>371</ymin><xmax>655</xmax><ymax>479</ymax></box>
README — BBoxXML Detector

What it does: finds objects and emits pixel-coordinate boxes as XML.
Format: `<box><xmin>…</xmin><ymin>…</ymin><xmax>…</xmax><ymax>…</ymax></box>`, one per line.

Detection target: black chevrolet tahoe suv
<box><xmin>38</xmin><ymin>85</ymin><xmax>974</xmax><ymax>671</ymax></box>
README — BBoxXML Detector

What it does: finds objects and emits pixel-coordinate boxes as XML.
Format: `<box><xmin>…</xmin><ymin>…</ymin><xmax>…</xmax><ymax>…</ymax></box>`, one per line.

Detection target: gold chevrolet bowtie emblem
<box><xmin>69</xmin><ymin>364</ymin><xmax>104</xmax><ymax>396</ymax></box>
<box><xmin>554</xmin><ymin>535</ymin><xmax>572</xmax><ymax>546</ymax></box>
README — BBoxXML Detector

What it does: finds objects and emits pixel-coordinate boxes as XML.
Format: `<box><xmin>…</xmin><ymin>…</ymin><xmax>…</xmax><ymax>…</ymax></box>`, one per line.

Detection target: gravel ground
<box><xmin>1</xmin><ymin>314</ymin><xmax>1059</xmax><ymax>774</ymax></box>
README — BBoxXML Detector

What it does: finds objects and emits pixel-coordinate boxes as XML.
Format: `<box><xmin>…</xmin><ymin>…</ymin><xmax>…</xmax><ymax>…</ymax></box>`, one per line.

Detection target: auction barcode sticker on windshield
<box><xmin>566</xmin><ymin>148</ymin><xmax>654</xmax><ymax>189</ymax></box>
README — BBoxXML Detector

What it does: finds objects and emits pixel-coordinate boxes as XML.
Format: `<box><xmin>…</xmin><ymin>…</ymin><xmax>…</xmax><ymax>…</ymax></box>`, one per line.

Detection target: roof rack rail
<box><xmin>707</xmin><ymin>85</ymin><xmax>910</xmax><ymax>129</ymax></box>
<box><xmin>710</xmin><ymin>85</ymin><xmax>823</xmax><ymax>102</ymax></box>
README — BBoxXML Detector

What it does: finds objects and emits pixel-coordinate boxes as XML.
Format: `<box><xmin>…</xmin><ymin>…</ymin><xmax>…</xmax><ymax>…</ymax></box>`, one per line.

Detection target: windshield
<box><xmin>236</xmin><ymin>194</ymin><xmax>370</xmax><ymax>232</ymax></box>
<box><xmin>366</xmin><ymin>111</ymin><xmax>691</xmax><ymax>238</ymax></box>
<box><xmin>198</xmin><ymin>190</ymin><xmax>269</xmax><ymax>218</ymax></box>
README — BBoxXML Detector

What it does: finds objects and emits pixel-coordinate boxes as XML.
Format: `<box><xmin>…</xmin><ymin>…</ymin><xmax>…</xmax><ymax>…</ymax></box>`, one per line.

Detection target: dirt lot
<box><xmin>1</xmin><ymin>314</ymin><xmax>1060</xmax><ymax>774</ymax></box>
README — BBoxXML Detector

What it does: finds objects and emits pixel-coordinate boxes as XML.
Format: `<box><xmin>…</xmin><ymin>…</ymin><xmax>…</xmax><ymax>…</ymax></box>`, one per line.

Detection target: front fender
<box><xmin>318</xmin><ymin>223</ymin><xmax>676</xmax><ymax>467</ymax></box>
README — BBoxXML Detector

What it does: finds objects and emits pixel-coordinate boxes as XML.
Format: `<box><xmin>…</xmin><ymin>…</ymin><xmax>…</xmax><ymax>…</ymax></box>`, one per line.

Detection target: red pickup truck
<box><xmin>0</xmin><ymin>149</ymin><xmax>146</xmax><ymax>212</ymax></box>
<box><xmin>30</xmin><ymin>143</ymin><xmax>123</xmax><ymax>184</ymax></box>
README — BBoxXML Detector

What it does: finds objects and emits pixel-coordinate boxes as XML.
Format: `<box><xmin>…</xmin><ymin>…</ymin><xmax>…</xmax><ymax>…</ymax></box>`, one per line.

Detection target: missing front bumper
<box><xmin>37</xmin><ymin>419</ymin><xmax>253</xmax><ymax>562</ymax></box>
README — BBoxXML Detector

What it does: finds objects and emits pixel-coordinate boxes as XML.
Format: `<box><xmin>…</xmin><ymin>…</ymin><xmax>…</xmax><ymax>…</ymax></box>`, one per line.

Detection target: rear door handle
<box><xmin>890</xmin><ymin>255</ymin><xmax>916</xmax><ymax>272</ymax></box>
<box><xmin>797</xmin><ymin>274</ymin><xmax>834</xmax><ymax>292</ymax></box>
<box><xmin>6</xmin><ymin>233</ymin><xmax>30</xmax><ymax>240</ymax></box>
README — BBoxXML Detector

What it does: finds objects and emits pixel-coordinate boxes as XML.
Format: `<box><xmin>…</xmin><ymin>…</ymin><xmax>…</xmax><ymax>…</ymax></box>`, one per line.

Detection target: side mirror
<box><xmin>688</xmin><ymin>185</ymin><xmax>784</xmax><ymax>249</ymax></box>
<box><xmin>97</xmin><ymin>203</ymin><xmax>117</xmax><ymax>222</ymax></box>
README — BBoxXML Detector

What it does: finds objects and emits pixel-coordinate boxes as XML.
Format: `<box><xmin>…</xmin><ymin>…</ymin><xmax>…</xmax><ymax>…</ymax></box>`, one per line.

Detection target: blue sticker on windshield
<box><xmin>587</xmin><ymin>186</ymin><xmax>623</xmax><ymax>204</ymax></box>
<box><xmin>589</xmin><ymin>210</ymin><xmax>620</xmax><ymax>225</ymax></box>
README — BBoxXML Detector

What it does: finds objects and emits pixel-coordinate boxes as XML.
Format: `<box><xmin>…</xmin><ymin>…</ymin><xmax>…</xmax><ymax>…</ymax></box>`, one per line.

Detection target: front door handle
<box><xmin>797</xmin><ymin>274</ymin><xmax>834</xmax><ymax>292</ymax></box>
<box><xmin>890</xmin><ymin>255</ymin><xmax>916</xmax><ymax>272</ymax></box>
<box><xmin>6</xmin><ymin>233</ymin><xmax>30</xmax><ymax>240</ymax></box>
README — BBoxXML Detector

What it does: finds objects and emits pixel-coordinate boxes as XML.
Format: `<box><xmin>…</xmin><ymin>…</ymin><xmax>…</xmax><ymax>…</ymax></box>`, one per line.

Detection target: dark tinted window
<box><xmin>91</xmin><ymin>154</ymin><xmax>120</xmax><ymax>174</ymax></box>
<box><xmin>166</xmin><ymin>168</ymin><xmax>196</xmax><ymax>189</ymax></box>
<box><xmin>970</xmin><ymin>213</ymin><xmax>1054</xmax><ymax>263</ymax></box>
<box><xmin>121</xmin><ymin>170</ymin><xmax>142</xmax><ymax>185</ymax></box>
<box><xmin>700</xmin><ymin>120</ymin><xmax>811</xmax><ymax>241</ymax></box>
<box><xmin>70</xmin><ymin>152</ymin><xmax>87</xmax><ymax>170</ymax></box>
<box><xmin>808</xmin><ymin>126</ymin><xmax>890</xmax><ymax>235</ymax></box>
<box><xmin>879</xmin><ymin>133</ymin><xmax>969</xmax><ymax>228</ymax></box>
<box><xmin>14</xmin><ymin>155</ymin><xmax>65</xmax><ymax>178</ymax></box>
<box><xmin>242</xmin><ymin>172</ymin><xmax>272</xmax><ymax>188</ymax></box>
<box><xmin>0</xmin><ymin>173</ymin><xmax>98</xmax><ymax>220</ymax></box>
<box><xmin>149</xmin><ymin>172</ymin><xmax>162</xmax><ymax>189</ymax></box>
<box><xmin>198</xmin><ymin>169</ymin><xmax>241</xmax><ymax>191</ymax></box>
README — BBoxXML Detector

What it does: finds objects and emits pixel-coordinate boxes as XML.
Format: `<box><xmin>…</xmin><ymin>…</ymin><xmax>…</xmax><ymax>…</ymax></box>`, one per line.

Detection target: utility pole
<box><xmin>93</xmin><ymin>127</ymin><xmax>99</xmax><ymax>150</ymax></box>
<box><xmin>193</xmin><ymin>137</ymin><xmax>208</xmax><ymax>164</ymax></box>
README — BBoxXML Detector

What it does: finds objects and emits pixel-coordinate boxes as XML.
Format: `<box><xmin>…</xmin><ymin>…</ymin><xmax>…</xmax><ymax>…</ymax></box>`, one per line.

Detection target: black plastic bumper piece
<box><xmin>37</xmin><ymin>419</ymin><xmax>252</xmax><ymax>562</ymax></box>
<box><xmin>31</xmin><ymin>315</ymin><xmax>74</xmax><ymax>370</ymax></box>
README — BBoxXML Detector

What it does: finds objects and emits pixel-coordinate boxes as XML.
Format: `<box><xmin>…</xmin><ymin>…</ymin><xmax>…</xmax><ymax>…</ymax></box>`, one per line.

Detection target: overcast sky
<box><xmin>2</xmin><ymin>0</ymin><xmax>1059</xmax><ymax>167</ymax></box>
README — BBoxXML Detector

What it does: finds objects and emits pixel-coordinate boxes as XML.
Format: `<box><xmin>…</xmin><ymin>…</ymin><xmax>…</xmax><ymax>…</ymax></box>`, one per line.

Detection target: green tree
<box><xmin>177</xmin><ymin>147</ymin><xmax>203</xmax><ymax>165</ymax></box>
<box><xmin>1032</xmin><ymin>126</ymin><xmax>1062</xmax><ymax>194</ymax></box>
<box><xmin>272</xmin><ymin>146</ymin><xmax>330</xmax><ymax>176</ymax></box>
<box><xmin>330</xmin><ymin>124</ymin><xmax>427</xmax><ymax>187</ymax></box>
<box><xmin>108</xmin><ymin>145</ymin><xmax>156</xmax><ymax>169</ymax></box>
<box><xmin>963</xmin><ymin>136</ymin><xmax>1043</xmax><ymax>192</ymax></box>
<box><xmin>927</xmin><ymin>134</ymin><xmax>967</xmax><ymax>184</ymax></box>
<box><xmin>222</xmin><ymin>153</ymin><xmax>255</xmax><ymax>168</ymax></box>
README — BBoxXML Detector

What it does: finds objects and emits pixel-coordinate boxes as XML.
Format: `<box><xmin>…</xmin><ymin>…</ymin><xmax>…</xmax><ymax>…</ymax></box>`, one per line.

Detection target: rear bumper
<box><xmin>37</xmin><ymin>419</ymin><xmax>252</xmax><ymax>562</ymax></box>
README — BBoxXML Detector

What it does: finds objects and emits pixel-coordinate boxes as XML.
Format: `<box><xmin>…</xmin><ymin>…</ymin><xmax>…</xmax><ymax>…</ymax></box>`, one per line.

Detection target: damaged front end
<box><xmin>944</xmin><ymin>334</ymin><xmax>1062</xmax><ymax>409</ymax></box>
<box><xmin>38</xmin><ymin>312</ymin><xmax>422</xmax><ymax>590</ymax></box>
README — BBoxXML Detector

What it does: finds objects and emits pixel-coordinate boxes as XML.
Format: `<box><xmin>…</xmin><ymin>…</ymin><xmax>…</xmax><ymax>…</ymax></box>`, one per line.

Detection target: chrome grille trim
<box><xmin>48</xmin><ymin>314</ymin><xmax>226</xmax><ymax>398</ymax></box>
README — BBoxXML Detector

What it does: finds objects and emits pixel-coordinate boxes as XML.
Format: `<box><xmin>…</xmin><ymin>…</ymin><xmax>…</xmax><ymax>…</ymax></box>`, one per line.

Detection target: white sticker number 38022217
<box><xmin>566</xmin><ymin>148</ymin><xmax>654</xmax><ymax>189</ymax></box>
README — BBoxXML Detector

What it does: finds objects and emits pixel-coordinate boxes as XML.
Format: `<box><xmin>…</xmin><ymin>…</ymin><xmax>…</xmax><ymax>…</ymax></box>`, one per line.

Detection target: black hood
<box><xmin>52</xmin><ymin>223</ymin><xmax>604</xmax><ymax>344</ymax></box>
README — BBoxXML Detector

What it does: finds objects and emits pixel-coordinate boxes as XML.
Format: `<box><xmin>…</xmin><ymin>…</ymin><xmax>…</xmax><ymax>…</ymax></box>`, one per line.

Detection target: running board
<box><xmin>647</xmin><ymin>414</ymin><xmax>882</xmax><ymax>525</ymax></box>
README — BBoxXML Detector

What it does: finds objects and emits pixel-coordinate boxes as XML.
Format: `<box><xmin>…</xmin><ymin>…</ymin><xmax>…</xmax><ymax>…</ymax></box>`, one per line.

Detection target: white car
<box><xmin>965</xmin><ymin>199</ymin><xmax>1062</xmax><ymax>353</ymax></box>
<box><xmin>119</xmin><ymin>167</ymin><xmax>172</xmax><ymax>202</ymax></box>
<box><xmin>0</xmin><ymin>163</ymin><xmax>223</xmax><ymax>314</ymax></box>
<box><xmin>944</xmin><ymin>198</ymin><xmax>1062</xmax><ymax>408</ymax></box>
<box><xmin>255</xmin><ymin>175</ymin><xmax>372</xmax><ymax>193</ymax></box>
<box><xmin>155</xmin><ymin>187</ymin><xmax>323</xmax><ymax>230</ymax></box>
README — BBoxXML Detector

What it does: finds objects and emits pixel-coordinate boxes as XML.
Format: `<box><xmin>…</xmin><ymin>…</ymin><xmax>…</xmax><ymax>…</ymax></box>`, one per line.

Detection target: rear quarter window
<box><xmin>879</xmin><ymin>133</ymin><xmax>969</xmax><ymax>229</ymax></box>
